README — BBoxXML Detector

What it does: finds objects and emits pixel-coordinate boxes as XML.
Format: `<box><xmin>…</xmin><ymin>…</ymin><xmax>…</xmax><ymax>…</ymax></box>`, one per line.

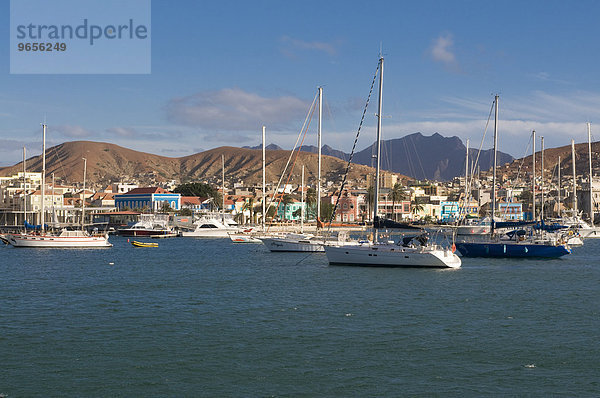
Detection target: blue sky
<box><xmin>2</xmin><ymin>0</ymin><xmax>600</xmax><ymax>166</ymax></box>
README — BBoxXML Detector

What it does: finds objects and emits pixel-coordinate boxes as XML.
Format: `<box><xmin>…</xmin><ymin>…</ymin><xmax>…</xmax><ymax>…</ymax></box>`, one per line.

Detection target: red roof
<box><xmin>123</xmin><ymin>187</ymin><xmax>172</xmax><ymax>195</ymax></box>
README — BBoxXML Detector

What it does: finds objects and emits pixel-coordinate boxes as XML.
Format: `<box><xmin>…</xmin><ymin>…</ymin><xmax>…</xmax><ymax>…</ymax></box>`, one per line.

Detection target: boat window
<box><xmin>200</xmin><ymin>224</ymin><xmax>218</xmax><ymax>228</ymax></box>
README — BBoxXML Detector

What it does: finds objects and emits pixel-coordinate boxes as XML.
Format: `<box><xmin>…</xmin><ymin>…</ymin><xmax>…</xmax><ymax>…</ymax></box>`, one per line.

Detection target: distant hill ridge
<box><xmin>0</xmin><ymin>141</ymin><xmax>379</xmax><ymax>187</ymax></box>
<box><xmin>14</xmin><ymin>132</ymin><xmax>598</xmax><ymax>187</ymax></box>
<box><xmin>246</xmin><ymin>132</ymin><xmax>513</xmax><ymax>180</ymax></box>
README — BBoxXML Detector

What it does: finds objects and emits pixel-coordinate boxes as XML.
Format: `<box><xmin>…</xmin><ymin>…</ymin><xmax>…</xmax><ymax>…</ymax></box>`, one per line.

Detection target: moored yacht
<box><xmin>323</xmin><ymin>56</ymin><xmax>461</xmax><ymax>268</ymax></box>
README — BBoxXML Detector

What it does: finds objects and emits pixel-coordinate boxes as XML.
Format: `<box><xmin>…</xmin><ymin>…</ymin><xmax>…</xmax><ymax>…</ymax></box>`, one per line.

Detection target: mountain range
<box><xmin>8</xmin><ymin>132</ymin><xmax>599</xmax><ymax>188</ymax></box>
<box><xmin>247</xmin><ymin>132</ymin><xmax>513</xmax><ymax>180</ymax></box>
<box><xmin>0</xmin><ymin>141</ymin><xmax>380</xmax><ymax>188</ymax></box>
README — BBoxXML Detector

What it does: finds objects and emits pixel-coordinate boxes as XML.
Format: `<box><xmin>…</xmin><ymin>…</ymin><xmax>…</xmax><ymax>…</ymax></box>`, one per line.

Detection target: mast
<box><xmin>23</xmin><ymin>147</ymin><xmax>26</xmax><ymax>227</ymax></box>
<box><xmin>262</xmin><ymin>126</ymin><xmax>266</xmax><ymax>232</ymax></box>
<box><xmin>465</xmin><ymin>138</ymin><xmax>469</xmax><ymax>218</ymax></box>
<box><xmin>82</xmin><ymin>158</ymin><xmax>87</xmax><ymax>230</ymax></box>
<box><xmin>221</xmin><ymin>154</ymin><xmax>225</xmax><ymax>224</ymax></box>
<box><xmin>588</xmin><ymin>122</ymin><xmax>594</xmax><ymax>222</ymax></box>
<box><xmin>532</xmin><ymin>130</ymin><xmax>536</xmax><ymax>220</ymax></box>
<box><xmin>572</xmin><ymin>139</ymin><xmax>578</xmax><ymax>214</ymax></box>
<box><xmin>373</xmin><ymin>56</ymin><xmax>384</xmax><ymax>241</ymax></box>
<box><xmin>317</xmin><ymin>86</ymin><xmax>323</xmax><ymax>226</ymax></box>
<box><xmin>541</xmin><ymin>136</ymin><xmax>544</xmax><ymax>221</ymax></box>
<box><xmin>558</xmin><ymin>156</ymin><xmax>561</xmax><ymax>217</ymax></box>
<box><xmin>491</xmin><ymin>95</ymin><xmax>498</xmax><ymax>234</ymax></box>
<box><xmin>41</xmin><ymin>123</ymin><xmax>46</xmax><ymax>232</ymax></box>
<box><xmin>301</xmin><ymin>165</ymin><xmax>304</xmax><ymax>233</ymax></box>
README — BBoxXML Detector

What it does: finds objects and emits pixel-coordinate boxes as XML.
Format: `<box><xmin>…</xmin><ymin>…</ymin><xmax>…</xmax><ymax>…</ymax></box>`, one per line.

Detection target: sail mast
<box><xmin>41</xmin><ymin>123</ymin><xmax>46</xmax><ymax>232</ymax></box>
<box><xmin>465</xmin><ymin>138</ymin><xmax>469</xmax><ymax>218</ymax></box>
<box><xmin>532</xmin><ymin>130</ymin><xmax>536</xmax><ymax>220</ymax></box>
<box><xmin>541</xmin><ymin>136</ymin><xmax>544</xmax><ymax>220</ymax></box>
<box><xmin>221</xmin><ymin>154</ymin><xmax>225</xmax><ymax>224</ymax></box>
<box><xmin>558</xmin><ymin>156</ymin><xmax>561</xmax><ymax>216</ymax></box>
<box><xmin>317</xmin><ymin>87</ymin><xmax>322</xmax><ymax>226</ymax></box>
<box><xmin>588</xmin><ymin>122</ymin><xmax>594</xmax><ymax>222</ymax></box>
<box><xmin>82</xmin><ymin>158</ymin><xmax>87</xmax><ymax>230</ymax></box>
<box><xmin>23</xmin><ymin>147</ymin><xmax>26</xmax><ymax>227</ymax></box>
<box><xmin>301</xmin><ymin>165</ymin><xmax>304</xmax><ymax>233</ymax></box>
<box><xmin>373</xmin><ymin>56</ymin><xmax>384</xmax><ymax>241</ymax></box>
<box><xmin>262</xmin><ymin>125</ymin><xmax>266</xmax><ymax>232</ymax></box>
<box><xmin>572</xmin><ymin>139</ymin><xmax>577</xmax><ymax>214</ymax></box>
<box><xmin>491</xmin><ymin>95</ymin><xmax>498</xmax><ymax>234</ymax></box>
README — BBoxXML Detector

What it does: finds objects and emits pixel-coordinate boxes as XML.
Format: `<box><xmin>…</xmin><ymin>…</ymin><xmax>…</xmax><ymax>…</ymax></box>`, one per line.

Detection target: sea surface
<box><xmin>1</xmin><ymin>236</ymin><xmax>599</xmax><ymax>397</ymax></box>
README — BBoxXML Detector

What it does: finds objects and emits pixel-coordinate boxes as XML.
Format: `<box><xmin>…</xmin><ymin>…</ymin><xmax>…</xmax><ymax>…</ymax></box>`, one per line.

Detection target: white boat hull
<box><xmin>6</xmin><ymin>233</ymin><xmax>112</xmax><ymax>248</ymax></box>
<box><xmin>229</xmin><ymin>234</ymin><xmax>262</xmax><ymax>243</ymax></box>
<box><xmin>181</xmin><ymin>229</ymin><xmax>236</xmax><ymax>238</ymax></box>
<box><xmin>260</xmin><ymin>237</ymin><xmax>325</xmax><ymax>252</ymax></box>
<box><xmin>324</xmin><ymin>243</ymin><xmax>461</xmax><ymax>268</ymax></box>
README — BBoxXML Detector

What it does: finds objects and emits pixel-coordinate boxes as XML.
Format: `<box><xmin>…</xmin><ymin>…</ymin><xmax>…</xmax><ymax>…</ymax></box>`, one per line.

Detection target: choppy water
<box><xmin>1</xmin><ymin>236</ymin><xmax>599</xmax><ymax>396</ymax></box>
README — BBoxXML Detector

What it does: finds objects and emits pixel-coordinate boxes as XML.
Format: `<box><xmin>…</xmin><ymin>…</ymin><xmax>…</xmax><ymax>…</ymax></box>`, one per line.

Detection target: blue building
<box><xmin>277</xmin><ymin>201</ymin><xmax>306</xmax><ymax>221</ymax></box>
<box><xmin>114</xmin><ymin>187</ymin><xmax>181</xmax><ymax>211</ymax></box>
<box><xmin>440</xmin><ymin>201</ymin><xmax>460</xmax><ymax>222</ymax></box>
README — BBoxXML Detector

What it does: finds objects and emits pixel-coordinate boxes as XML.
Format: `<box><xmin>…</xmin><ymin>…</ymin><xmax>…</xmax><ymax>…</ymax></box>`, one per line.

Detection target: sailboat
<box><xmin>5</xmin><ymin>124</ymin><xmax>112</xmax><ymax>248</ymax></box>
<box><xmin>324</xmin><ymin>56</ymin><xmax>461</xmax><ymax>268</ymax></box>
<box><xmin>260</xmin><ymin>87</ymin><xmax>337</xmax><ymax>252</ymax></box>
<box><xmin>455</xmin><ymin>97</ymin><xmax>570</xmax><ymax>258</ymax></box>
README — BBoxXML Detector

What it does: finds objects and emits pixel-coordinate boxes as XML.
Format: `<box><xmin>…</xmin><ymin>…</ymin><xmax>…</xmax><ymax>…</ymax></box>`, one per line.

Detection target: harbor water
<box><xmin>1</xmin><ymin>236</ymin><xmax>599</xmax><ymax>396</ymax></box>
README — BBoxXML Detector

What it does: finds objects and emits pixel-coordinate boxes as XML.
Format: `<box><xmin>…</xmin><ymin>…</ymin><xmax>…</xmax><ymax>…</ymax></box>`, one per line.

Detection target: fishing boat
<box><xmin>131</xmin><ymin>240</ymin><xmax>158</xmax><ymax>248</ymax></box>
<box><xmin>324</xmin><ymin>56</ymin><xmax>461</xmax><ymax>268</ymax></box>
<box><xmin>117</xmin><ymin>214</ymin><xmax>174</xmax><ymax>237</ymax></box>
<box><xmin>179</xmin><ymin>216</ymin><xmax>239</xmax><ymax>238</ymax></box>
<box><xmin>455</xmin><ymin>96</ymin><xmax>570</xmax><ymax>258</ymax></box>
<box><xmin>5</xmin><ymin>128</ymin><xmax>112</xmax><ymax>248</ymax></box>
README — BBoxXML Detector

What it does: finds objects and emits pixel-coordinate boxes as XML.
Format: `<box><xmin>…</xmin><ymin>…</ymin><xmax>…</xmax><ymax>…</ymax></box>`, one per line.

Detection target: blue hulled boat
<box><xmin>456</xmin><ymin>240</ymin><xmax>571</xmax><ymax>258</ymax></box>
<box><xmin>455</xmin><ymin>96</ymin><xmax>571</xmax><ymax>259</ymax></box>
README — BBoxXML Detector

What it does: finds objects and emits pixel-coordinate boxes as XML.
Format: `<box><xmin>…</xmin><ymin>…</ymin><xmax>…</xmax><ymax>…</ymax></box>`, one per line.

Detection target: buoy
<box><xmin>451</xmin><ymin>243</ymin><xmax>456</xmax><ymax>253</ymax></box>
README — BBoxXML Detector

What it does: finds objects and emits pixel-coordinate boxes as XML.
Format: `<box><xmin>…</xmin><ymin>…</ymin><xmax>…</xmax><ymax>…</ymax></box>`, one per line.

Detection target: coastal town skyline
<box><xmin>3</xmin><ymin>0</ymin><xmax>600</xmax><ymax>167</ymax></box>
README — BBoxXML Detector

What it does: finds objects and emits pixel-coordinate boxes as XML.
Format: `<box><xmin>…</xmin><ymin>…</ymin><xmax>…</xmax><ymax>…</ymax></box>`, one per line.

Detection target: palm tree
<box><xmin>306</xmin><ymin>187</ymin><xmax>317</xmax><ymax>219</ymax></box>
<box><xmin>282</xmin><ymin>194</ymin><xmax>295</xmax><ymax>221</ymax></box>
<box><xmin>411</xmin><ymin>196</ymin><xmax>425</xmax><ymax>219</ymax></box>
<box><xmin>366</xmin><ymin>185</ymin><xmax>375</xmax><ymax>221</ymax></box>
<box><xmin>389</xmin><ymin>183</ymin><xmax>407</xmax><ymax>221</ymax></box>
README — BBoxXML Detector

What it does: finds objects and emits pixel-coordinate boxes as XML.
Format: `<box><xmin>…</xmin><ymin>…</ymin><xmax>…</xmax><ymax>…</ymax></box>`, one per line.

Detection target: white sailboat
<box><xmin>260</xmin><ymin>87</ymin><xmax>336</xmax><ymax>252</ymax></box>
<box><xmin>324</xmin><ymin>56</ymin><xmax>461</xmax><ymax>268</ymax></box>
<box><xmin>6</xmin><ymin>126</ymin><xmax>112</xmax><ymax>248</ymax></box>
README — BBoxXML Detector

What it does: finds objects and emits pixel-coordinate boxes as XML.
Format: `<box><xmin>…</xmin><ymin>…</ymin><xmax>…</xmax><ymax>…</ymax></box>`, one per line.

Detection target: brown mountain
<box><xmin>500</xmin><ymin>140</ymin><xmax>600</xmax><ymax>178</ymax></box>
<box><xmin>0</xmin><ymin>141</ymin><xmax>404</xmax><ymax>188</ymax></box>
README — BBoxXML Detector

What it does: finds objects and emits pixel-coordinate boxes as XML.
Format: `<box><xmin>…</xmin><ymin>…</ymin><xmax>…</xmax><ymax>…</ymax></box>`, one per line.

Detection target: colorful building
<box><xmin>114</xmin><ymin>187</ymin><xmax>181</xmax><ymax>211</ymax></box>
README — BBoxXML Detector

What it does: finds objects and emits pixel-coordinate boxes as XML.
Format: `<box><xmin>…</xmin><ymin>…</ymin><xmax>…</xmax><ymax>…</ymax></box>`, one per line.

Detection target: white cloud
<box><xmin>106</xmin><ymin>127</ymin><xmax>137</xmax><ymax>137</ymax></box>
<box><xmin>430</xmin><ymin>33</ymin><xmax>457</xmax><ymax>68</ymax></box>
<box><xmin>166</xmin><ymin>88</ymin><xmax>310</xmax><ymax>131</ymax></box>
<box><xmin>50</xmin><ymin>124</ymin><xmax>94</xmax><ymax>138</ymax></box>
<box><xmin>280</xmin><ymin>36</ymin><xmax>338</xmax><ymax>57</ymax></box>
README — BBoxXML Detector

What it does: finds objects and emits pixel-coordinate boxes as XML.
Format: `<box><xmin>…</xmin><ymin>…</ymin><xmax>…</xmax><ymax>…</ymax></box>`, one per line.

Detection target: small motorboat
<box><xmin>131</xmin><ymin>240</ymin><xmax>158</xmax><ymax>248</ymax></box>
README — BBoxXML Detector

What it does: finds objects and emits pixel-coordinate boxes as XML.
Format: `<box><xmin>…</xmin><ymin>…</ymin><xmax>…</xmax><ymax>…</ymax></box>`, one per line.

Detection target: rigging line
<box><xmin>402</xmin><ymin>137</ymin><xmax>415</xmax><ymax>179</ymax></box>
<box><xmin>496</xmin><ymin>135</ymin><xmax>533</xmax><ymax>218</ymax></box>
<box><xmin>271</xmin><ymin>103</ymin><xmax>316</xmax><ymax>227</ymax></box>
<box><xmin>409</xmin><ymin>135</ymin><xmax>427</xmax><ymax>180</ymax></box>
<box><xmin>467</xmin><ymin>99</ymin><xmax>495</xmax><ymax>192</ymax></box>
<box><xmin>265</xmin><ymin>91</ymin><xmax>319</xmax><ymax>220</ymax></box>
<box><xmin>327</xmin><ymin>61</ymin><xmax>380</xmax><ymax>230</ymax></box>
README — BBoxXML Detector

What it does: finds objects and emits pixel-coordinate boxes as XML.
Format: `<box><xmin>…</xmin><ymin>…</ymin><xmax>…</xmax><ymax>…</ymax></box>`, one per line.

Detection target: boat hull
<box><xmin>131</xmin><ymin>240</ymin><xmax>158</xmax><ymax>247</ymax></box>
<box><xmin>260</xmin><ymin>237</ymin><xmax>325</xmax><ymax>252</ymax></box>
<box><xmin>180</xmin><ymin>229</ymin><xmax>234</xmax><ymax>238</ymax></box>
<box><xmin>229</xmin><ymin>234</ymin><xmax>262</xmax><ymax>243</ymax></box>
<box><xmin>118</xmin><ymin>229</ymin><xmax>173</xmax><ymax>237</ymax></box>
<box><xmin>455</xmin><ymin>242</ymin><xmax>570</xmax><ymax>258</ymax></box>
<box><xmin>324</xmin><ymin>244</ymin><xmax>461</xmax><ymax>268</ymax></box>
<box><xmin>6</xmin><ymin>234</ymin><xmax>112</xmax><ymax>248</ymax></box>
